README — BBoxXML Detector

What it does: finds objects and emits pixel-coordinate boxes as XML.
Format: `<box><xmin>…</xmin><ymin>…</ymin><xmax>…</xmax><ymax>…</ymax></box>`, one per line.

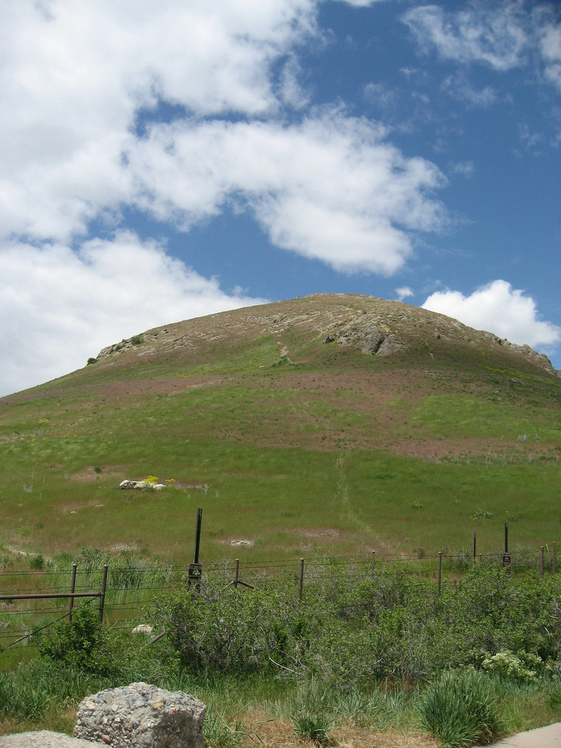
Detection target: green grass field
<box><xmin>1</xmin><ymin>295</ymin><xmax>560</xmax><ymax>566</ymax></box>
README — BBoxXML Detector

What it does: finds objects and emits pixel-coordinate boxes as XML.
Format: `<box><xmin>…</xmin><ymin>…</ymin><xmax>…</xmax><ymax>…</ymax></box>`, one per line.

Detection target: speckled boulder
<box><xmin>74</xmin><ymin>682</ymin><xmax>206</xmax><ymax>748</ymax></box>
<box><xmin>0</xmin><ymin>731</ymin><xmax>104</xmax><ymax>747</ymax></box>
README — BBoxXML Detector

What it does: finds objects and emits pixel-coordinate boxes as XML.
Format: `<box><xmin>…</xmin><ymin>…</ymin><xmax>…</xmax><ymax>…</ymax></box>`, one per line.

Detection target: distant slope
<box><xmin>1</xmin><ymin>294</ymin><xmax>560</xmax><ymax>564</ymax></box>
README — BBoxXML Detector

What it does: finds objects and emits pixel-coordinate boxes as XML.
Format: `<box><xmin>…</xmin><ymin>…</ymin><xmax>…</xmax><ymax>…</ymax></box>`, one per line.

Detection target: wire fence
<box><xmin>0</xmin><ymin>544</ymin><xmax>558</xmax><ymax>661</ymax></box>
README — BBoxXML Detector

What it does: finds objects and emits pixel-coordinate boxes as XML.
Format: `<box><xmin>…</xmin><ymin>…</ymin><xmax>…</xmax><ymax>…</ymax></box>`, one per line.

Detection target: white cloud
<box><xmin>0</xmin><ymin>233</ymin><xmax>265</xmax><ymax>397</ymax></box>
<box><xmin>340</xmin><ymin>0</ymin><xmax>387</xmax><ymax>5</ymax></box>
<box><xmin>396</xmin><ymin>286</ymin><xmax>415</xmax><ymax>302</ymax></box>
<box><xmin>539</xmin><ymin>18</ymin><xmax>561</xmax><ymax>92</ymax></box>
<box><xmin>363</xmin><ymin>82</ymin><xmax>399</xmax><ymax>111</ymax></box>
<box><xmin>442</xmin><ymin>73</ymin><xmax>497</xmax><ymax>107</ymax></box>
<box><xmin>0</xmin><ymin>0</ymin><xmax>447</xmax><ymax>270</ymax></box>
<box><xmin>0</xmin><ymin>0</ymin><xmax>320</xmax><ymax>242</ymax></box>
<box><xmin>127</xmin><ymin>113</ymin><xmax>447</xmax><ymax>274</ymax></box>
<box><xmin>403</xmin><ymin>3</ymin><xmax>561</xmax><ymax>96</ymax></box>
<box><xmin>402</xmin><ymin>3</ymin><xmax>529</xmax><ymax>71</ymax></box>
<box><xmin>422</xmin><ymin>280</ymin><xmax>561</xmax><ymax>350</ymax></box>
<box><xmin>450</xmin><ymin>161</ymin><xmax>475</xmax><ymax>177</ymax></box>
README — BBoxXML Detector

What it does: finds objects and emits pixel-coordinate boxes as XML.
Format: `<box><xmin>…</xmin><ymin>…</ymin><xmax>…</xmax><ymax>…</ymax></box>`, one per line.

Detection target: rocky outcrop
<box><xmin>92</xmin><ymin>293</ymin><xmax>557</xmax><ymax>376</ymax></box>
<box><xmin>74</xmin><ymin>682</ymin><xmax>206</xmax><ymax>748</ymax></box>
<box><xmin>324</xmin><ymin>315</ymin><xmax>406</xmax><ymax>356</ymax></box>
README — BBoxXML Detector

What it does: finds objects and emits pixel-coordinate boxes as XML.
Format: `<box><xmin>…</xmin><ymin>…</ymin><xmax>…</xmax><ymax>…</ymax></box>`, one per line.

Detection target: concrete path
<box><xmin>488</xmin><ymin>722</ymin><xmax>561</xmax><ymax>746</ymax></box>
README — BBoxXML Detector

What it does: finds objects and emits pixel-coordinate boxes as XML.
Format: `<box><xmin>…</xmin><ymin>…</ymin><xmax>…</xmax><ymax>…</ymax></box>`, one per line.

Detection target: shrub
<box><xmin>29</xmin><ymin>553</ymin><xmax>45</xmax><ymax>570</ymax></box>
<box><xmin>151</xmin><ymin>585</ymin><xmax>299</xmax><ymax>674</ymax></box>
<box><xmin>292</xmin><ymin>714</ymin><xmax>333</xmax><ymax>745</ymax></box>
<box><xmin>37</xmin><ymin>605</ymin><xmax>125</xmax><ymax>676</ymax></box>
<box><xmin>481</xmin><ymin>650</ymin><xmax>544</xmax><ymax>683</ymax></box>
<box><xmin>419</xmin><ymin>669</ymin><xmax>502</xmax><ymax>747</ymax></box>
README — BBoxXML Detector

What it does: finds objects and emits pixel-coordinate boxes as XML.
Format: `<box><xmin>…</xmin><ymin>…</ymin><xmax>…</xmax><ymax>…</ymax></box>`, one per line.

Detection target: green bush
<box><xmin>481</xmin><ymin>650</ymin><xmax>545</xmax><ymax>683</ymax></box>
<box><xmin>151</xmin><ymin>582</ymin><xmax>309</xmax><ymax>674</ymax></box>
<box><xmin>419</xmin><ymin>669</ymin><xmax>502</xmax><ymax>747</ymax></box>
<box><xmin>292</xmin><ymin>713</ymin><xmax>333</xmax><ymax>745</ymax></box>
<box><xmin>29</xmin><ymin>553</ymin><xmax>45</xmax><ymax>570</ymax></box>
<box><xmin>38</xmin><ymin>605</ymin><xmax>126</xmax><ymax>676</ymax></box>
<box><xmin>151</xmin><ymin>563</ymin><xmax>561</xmax><ymax>685</ymax></box>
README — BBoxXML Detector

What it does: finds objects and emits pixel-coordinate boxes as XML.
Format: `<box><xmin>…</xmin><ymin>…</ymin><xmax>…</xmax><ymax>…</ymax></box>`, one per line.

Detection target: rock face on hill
<box><xmin>93</xmin><ymin>293</ymin><xmax>557</xmax><ymax>376</ymax></box>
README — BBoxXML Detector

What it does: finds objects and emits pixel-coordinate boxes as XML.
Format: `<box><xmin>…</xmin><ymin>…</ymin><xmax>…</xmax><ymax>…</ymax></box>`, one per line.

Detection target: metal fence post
<box><xmin>99</xmin><ymin>565</ymin><xmax>108</xmax><ymax>623</ymax></box>
<box><xmin>298</xmin><ymin>558</ymin><xmax>304</xmax><ymax>603</ymax></box>
<box><xmin>541</xmin><ymin>546</ymin><xmax>544</xmax><ymax>577</ymax></box>
<box><xmin>68</xmin><ymin>563</ymin><xmax>77</xmax><ymax>622</ymax></box>
<box><xmin>234</xmin><ymin>559</ymin><xmax>239</xmax><ymax>587</ymax></box>
<box><xmin>554</xmin><ymin>543</ymin><xmax>556</xmax><ymax>574</ymax></box>
<box><xmin>437</xmin><ymin>552</ymin><xmax>442</xmax><ymax>598</ymax></box>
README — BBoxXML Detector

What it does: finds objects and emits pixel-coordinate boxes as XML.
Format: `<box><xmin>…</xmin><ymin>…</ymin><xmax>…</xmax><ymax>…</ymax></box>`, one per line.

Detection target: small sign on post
<box><xmin>188</xmin><ymin>562</ymin><xmax>202</xmax><ymax>591</ymax></box>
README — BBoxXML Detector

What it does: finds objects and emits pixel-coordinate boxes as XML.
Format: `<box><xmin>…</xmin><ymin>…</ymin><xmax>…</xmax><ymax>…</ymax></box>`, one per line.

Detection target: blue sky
<box><xmin>1</xmin><ymin>0</ymin><xmax>560</xmax><ymax>396</ymax></box>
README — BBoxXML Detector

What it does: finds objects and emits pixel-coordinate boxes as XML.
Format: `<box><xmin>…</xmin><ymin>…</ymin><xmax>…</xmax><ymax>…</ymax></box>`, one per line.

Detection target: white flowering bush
<box><xmin>481</xmin><ymin>650</ymin><xmax>543</xmax><ymax>683</ymax></box>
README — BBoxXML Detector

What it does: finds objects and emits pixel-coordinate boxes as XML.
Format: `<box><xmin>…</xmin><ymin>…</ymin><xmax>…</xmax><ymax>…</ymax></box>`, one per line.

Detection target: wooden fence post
<box><xmin>437</xmin><ymin>552</ymin><xmax>442</xmax><ymax>599</ymax></box>
<box><xmin>370</xmin><ymin>551</ymin><xmax>375</xmax><ymax>579</ymax></box>
<box><xmin>68</xmin><ymin>563</ymin><xmax>77</xmax><ymax>622</ymax></box>
<box><xmin>234</xmin><ymin>559</ymin><xmax>239</xmax><ymax>587</ymax></box>
<box><xmin>99</xmin><ymin>565</ymin><xmax>108</xmax><ymax>623</ymax></box>
<box><xmin>298</xmin><ymin>558</ymin><xmax>304</xmax><ymax>603</ymax></box>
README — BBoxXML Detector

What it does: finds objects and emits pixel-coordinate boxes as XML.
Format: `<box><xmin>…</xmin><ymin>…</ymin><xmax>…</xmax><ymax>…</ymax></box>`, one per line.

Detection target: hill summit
<box><xmin>91</xmin><ymin>293</ymin><xmax>556</xmax><ymax>376</ymax></box>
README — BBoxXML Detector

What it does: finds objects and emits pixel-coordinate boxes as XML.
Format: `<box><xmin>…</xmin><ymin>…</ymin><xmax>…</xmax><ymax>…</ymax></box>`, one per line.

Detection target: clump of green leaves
<box><xmin>29</xmin><ymin>553</ymin><xmax>45</xmax><ymax>570</ymax></box>
<box><xmin>292</xmin><ymin>713</ymin><xmax>333</xmax><ymax>745</ymax></box>
<box><xmin>204</xmin><ymin>708</ymin><xmax>245</xmax><ymax>748</ymax></box>
<box><xmin>419</xmin><ymin>669</ymin><xmax>502</xmax><ymax>747</ymax></box>
<box><xmin>481</xmin><ymin>650</ymin><xmax>544</xmax><ymax>683</ymax></box>
<box><xmin>38</xmin><ymin>605</ymin><xmax>125</xmax><ymax>676</ymax></box>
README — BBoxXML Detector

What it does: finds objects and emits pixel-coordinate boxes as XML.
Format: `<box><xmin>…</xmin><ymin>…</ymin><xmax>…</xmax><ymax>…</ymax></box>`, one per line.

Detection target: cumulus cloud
<box><xmin>126</xmin><ymin>113</ymin><xmax>447</xmax><ymax>274</ymax></box>
<box><xmin>539</xmin><ymin>17</ymin><xmax>561</xmax><ymax>92</ymax></box>
<box><xmin>0</xmin><ymin>0</ymin><xmax>320</xmax><ymax>242</ymax></box>
<box><xmin>0</xmin><ymin>0</ymin><xmax>447</xmax><ymax>270</ymax></box>
<box><xmin>0</xmin><ymin>233</ymin><xmax>265</xmax><ymax>397</ymax></box>
<box><xmin>422</xmin><ymin>280</ymin><xmax>561</xmax><ymax>350</ymax></box>
<box><xmin>396</xmin><ymin>286</ymin><xmax>415</xmax><ymax>302</ymax></box>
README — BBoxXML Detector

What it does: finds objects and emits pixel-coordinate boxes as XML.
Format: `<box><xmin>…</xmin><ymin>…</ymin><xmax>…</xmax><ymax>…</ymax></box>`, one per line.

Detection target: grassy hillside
<box><xmin>0</xmin><ymin>293</ymin><xmax>560</xmax><ymax>565</ymax></box>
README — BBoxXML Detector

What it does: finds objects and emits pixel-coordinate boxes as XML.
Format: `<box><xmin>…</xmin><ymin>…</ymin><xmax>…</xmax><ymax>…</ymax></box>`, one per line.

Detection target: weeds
<box><xmin>204</xmin><ymin>707</ymin><xmax>245</xmax><ymax>748</ymax></box>
<box><xmin>291</xmin><ymin>714</ymin><xmax>334</xmax><ymax>745</ymax></box>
